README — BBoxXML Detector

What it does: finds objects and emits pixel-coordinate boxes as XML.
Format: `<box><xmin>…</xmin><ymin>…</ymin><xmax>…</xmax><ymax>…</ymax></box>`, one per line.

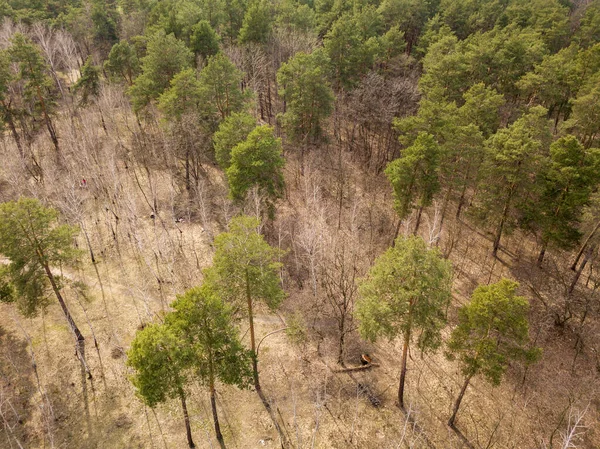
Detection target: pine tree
<box><xmin>355</xmin><ymin>235</ymin><xmax>453</xmax><ymax>409</ymax></box>
<box><xmin>212</xmin><ymin>111</ymin><xmax>256</xmax><ymax>170</ymax></box>
<box><xmin>446</xmin><ymin>279</ymin><xmax>541</xmax><ymax>428</ymax></box>
<box><xmin>226</xmin><ymin>125</ymin><xmax>285</xmax><ymax>213</ymax></box>
<box><xmin>167</xmin><ymin>285</ymin><xmax>252</xmax><ymax>449</ymax></box>
<box><xmin>127</xmin><ymin>323</ymin><xmax>196</xmax><ymax>448</ymax></box>
<box><xmin>0</xmin><ymin>198</ymin><xmax>88</xmax><ymax>373</ymax></box>
<box><xmin>386</xmin><ymin>132</ymin><xmax>441</xmax><ymax>234</ymax></box>
<box><xmin>277</xmin><ymin>50</ymin><xmax>334</xmax><ymax>142</ymax></box>
<box><xmin>205</xmin><ymin>215</ymin><xmax>284</xmax><ymax>393</ymax></box>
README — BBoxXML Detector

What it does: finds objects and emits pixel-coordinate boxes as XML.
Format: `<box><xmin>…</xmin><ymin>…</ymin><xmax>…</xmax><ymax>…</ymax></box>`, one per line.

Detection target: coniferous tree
<box><xmin>355</xmin><ymin>236</ymin><xmax>453</xmax><ymax>409</ymax></box>
<box><xmin>167</xmin><ymin>285</ymin><xmax>252</xmax><ymax>449</ymax></box>
<box><xmin>446</xmin><ymin>279</ymin><xmax>541</xmax><ymax>428</ymax></box>
<box><xmin>127</xmin><ymin>323</ymin><xmax>196</xmax><ymax>448</ymax></box>
<box><xmin>472</xmin><ymin>106</ymin><xmax>552</xmax><ymax>257</ymax></box>
<box><xmin>10</xmin><ymin>33</ymin><xmax>60</xmax><ymax>153</ymax></box>
<box><xmin>386</xmin><ymin>132</ymin><xmax>441</xmax><ymax>234</ymax></box>
<box><xmin>212</xmin><ymin>111</ymin><xmax>256</xmax><ymax>170</ymax></box>
<box><xmin>277</xmin><ymin>50</ymin><xmax>334</xmax><ymax>143</ymax></box>
<box><xmin>226</xmin><ymin>125</ymin><xmax>285</xmax><ymax>213</ymax></box>
<box><xmin>0</xmin><ymin>198</ymin><xmax>88</xmax><ymax>372</ymax></box>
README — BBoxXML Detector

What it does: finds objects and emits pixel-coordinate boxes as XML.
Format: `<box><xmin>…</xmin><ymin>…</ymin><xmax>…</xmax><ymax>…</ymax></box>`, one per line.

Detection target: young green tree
<box><xmin>204</xmin><ymin>215</ymin><xmax>285</xmax><ymax>393</ymax></box>
<box><xmin>127</xmin><ymin>323</ymin><xmax>196</xmax><ymax>448</ymax></box>
<box><xmin>190</xmin><ymin>20</ymin><xmax>220</xmax><ymax>60</ymax></box>
<box><xmin>10</xmin><ymin>33</ymin><xmax>60</xmax><ymax>153</ymax></box>
<box><xmin>167</xmin><ymin>285</ymin><xmax>252</xmax><ymax>449</ymax></box>
<box><xmin>0</xmin><ymin>49</ymin><xmax>24</xmax><ymax>157</ymax></box>
<box><xmin>212</xmin><ymin>111</ymin><xmax>256</xmax><ymax>170</ymax></box>
<box><xmin>198</xmin><ymin>52</ymin><xmax>247</xmax><ymax>120</ymax></box>
<box><xmin>226</xmin><ymin>125</ymin><xmax>285</xmax><ymax>212</ymax></box>
<box><xmin>74</xmin><ymin>56</ymin><xmax>101</xmax><ymax>106</ymax></box>
<box><xmin>386</xmin><ymin>132</ymin><xmax>441</xmax><ymax>235</ymax></box>
<box><xmin>533</xmin><ymin>136</ymin><xmax>600</xmax><ymax>265</ymax></box>
<box><xmin>277</xmin><ymin>51</ymin><xmax>334</xmax><ymax>142</ymax></box>
<box><xmin>323</xmin><ymin>13</ymin><xmax>378</xmax><ymax>90</ymax></box>
<box><xmin>0</xmin><ymin>198</ymin><xmax>87</xmax><ymax>372</ymax></box>
<box><xmin>104</xmin><ymin>40</ymin><xmax>140</xmax><ymax>85</ymax></box>
<box><xmin>158</xmin><ymin>68</ymin><xmax>212</xmax><ymax>191</ymax></box>
<box><xmin>472</xmin><ymin>106</ymin><xmax>552</xmax><ymax>257</ymax></box>
<box><xmin>129</xmin><ymin>31</ymin><xmax>192</xmax><ymax>112</ymax></box>
<box><xmin>446</xmin><ymin>279</ymin><xmax>541</xmax><ymax>428</ymax></box>
<box><xmin>355</xmin><ymin>236</ymin><xmax>453</xmax><ymax>409</ymax></box>
<box><xmin>238</xmin><ymin>0</ymin><xmax>272</xmax><ymax>44</ymax></box>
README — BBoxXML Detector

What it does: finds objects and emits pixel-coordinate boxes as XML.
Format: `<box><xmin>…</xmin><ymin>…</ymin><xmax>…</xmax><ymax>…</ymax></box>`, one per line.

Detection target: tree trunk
<box><xmin>3</xmin><ymin>102</ymin><xmax>24</xmax><ymax>157</ymax></box>
<box><xmin>179</xmin><ymin>390</ymin><xmax>195</xmax><ymax>448</ymax></box>
<box><xmin>246</xmin><ymin>269</ymin><xmax>289</xmax><ymax>448</ymax></box>
<box><xmin>398</xmin><ymin>327</ymin><xmax>410</xmax><ymax>410</ymax></box>
<box><xmin>537</xmin><ymin>239</ymin><xmax>548</xmax><ymax>267</ymax></box>
<box><xmin>493</xmin><ymin>195</ymin><xmax>511</xmax><ymax>257</ymax></box>
<box><xmin>448</xmin><ymin>374</ymin><xmax>473</xmax><ymax>428</ymax></box>
<box><xmin>337</xmin><ymin>314</ymin><xmax>345</xmax><ymax>366</ymax></box>
<box><xmin>42</xmin><ymin>262</ymin><xmax>90</xmax><ymax>377</ymax></box>
<box><xmin>209</xmin><ymin>381</ymin><xmax>225</xmax><ymax>449</ymax></box>
<box><xmin>245</xmin><ymin>268</ymin><xmax>259</xmax><ymax>391</ymax></box>
<box><xmin>413</xmin><ymin>205</ymin><xmax>424</xmax><ymax>235</ymax></box>
<box><xmin>569</xmin><ymin>245</ymin><xmax>594</xmax><ymax>294</ymax></box>
<box><xmin>571</xmin><ymin>218</ymin><xmax>600</xmax><ymax>270</ymax></box>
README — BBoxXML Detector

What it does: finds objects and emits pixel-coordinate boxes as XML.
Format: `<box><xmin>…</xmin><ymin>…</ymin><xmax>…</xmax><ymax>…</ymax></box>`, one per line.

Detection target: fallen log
<box><xmin>332</xmin><ymin>363</ymin><xmax>380</xmax><ymax>373</ymax></box>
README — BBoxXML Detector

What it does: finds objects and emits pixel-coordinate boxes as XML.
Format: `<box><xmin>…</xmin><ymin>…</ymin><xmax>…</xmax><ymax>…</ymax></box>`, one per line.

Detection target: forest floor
<box><xmin>0</xmin><ymin>118</ymin><xmax>599</xmax><ymax>449</ymax></box>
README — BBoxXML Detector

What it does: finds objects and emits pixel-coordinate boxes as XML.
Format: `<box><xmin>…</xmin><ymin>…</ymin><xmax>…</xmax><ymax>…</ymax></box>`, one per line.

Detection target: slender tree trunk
<box><xmin>413</xmin><ymin>205</ymin><xmax>424</xmax><ymax>235</ymax></box>
<box><xmin>448</xmin><ymin>374</ymin><xmax>473</xmax><ymax>428</ymax></box>
<box><xmin>569</xmin><ymin>245</ymin><xmax>594</xmax><ymax>294</ymax></box>
<box><xmin>3</xmin><ymin>102</ymin><xmax>24</xmax><ymax>157</ymax></box>
<box><xmin>571</xmin><ymin>218</ymin><xmax>600</xmax><ymax>270</ymax></box>
<box><xmin>337</xmin><ymin>314</ymin><xmax>345</xmax><ymax>366</ymax></box>
<box><xmin>537</xmin><ymin>239</ymin><xmax>548</xmax><ymax>267</ymax></box>
<box><xmin>42</xmin><ymin>262</ymin><xmax>90</xmax><ymax>377</ymax></box>
<box><xmin>398</xmin><ymin>327</ymin><xmax>411</xmax><ymax>410</ymax></box>
<box><xmin>209</xmin><ymin>379</ymin><xmax>225</xmax><ymax>449</ymax></box>
<box><xmin>493</xmin><ymin>194</ymin><xmax>512</xmax><ymax>257</ymax></box>
<box><xmin>246</xmin><ymin>269</ymin><xmax>289</xmax><ymax>448</ymax></box>
<box><xmin>245</xmin><ymin>268</ymin><xmax>259</xmax><ymax>391</ymax></box>
<box><xmin>179</xmin><ymin>390</ymin><xmax>195</xmax><ymax>448</ymax></box>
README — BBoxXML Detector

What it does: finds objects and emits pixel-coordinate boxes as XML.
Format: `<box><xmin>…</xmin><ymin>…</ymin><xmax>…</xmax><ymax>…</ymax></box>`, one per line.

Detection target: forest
<box><xmin>0</xmin><ymin>0</ymin><xmax>598</xmax><ymax>448</ymax></box>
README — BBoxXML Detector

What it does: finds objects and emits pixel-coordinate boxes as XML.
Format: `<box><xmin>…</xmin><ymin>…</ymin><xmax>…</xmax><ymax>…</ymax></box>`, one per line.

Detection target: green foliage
<box><xmin>190</xmin><ymin>20</ymin><xmax>220</xmax><ymax>59</ymax></box>
<box><xmin>277</xmin><ymin>51</ymin><xmax>334</xmax><ymax>141</ymax></box>
<box><xmin>205</xmin><ymin>215</ymin><xmax>285</xmax><ymax>315</ymax></box>
<box><xmin>472</xmin><ymin>106</ymin><xmax>552</xmax><ymax>250</ymax></box>
<box><xmin>385</xmin><ymin>132</ymin><xmax>441</xmax><ymax>221</ymax></box>
<box><xmin>166</xmin><ymin>284</ymin><xmax>253</xmax><ymax>388</ymax></box>
<box><xmin>9</xmin><ymin>33</ymin><xmax>54</xmax><ymax>108</ymax></box>
<box><xmin>563</xmin><ymin>74</ymin><xmax>600</xmax><ymax>148</ymax></box>
<box><xmin>105</xmin><ymin>41</ymin><xmax>140</xmax><ymax>85</ymax></box>
<box><xmin>226</xmin><ymin>125</ymin><xmax>285</xmax><ymax>206</ymax></box>
<box><xmin>157</xmin><ymin>68</ymin><xmax>204</xmax><ymax>120</ymax></box>
<box><xmin>90</xmin><ymin>0</ymin><xmax>119</xmax><ymax>46</ymax></box>
<box><xmin>0</xmin><ymin>198</ymin><xmax>80</xmax><ymax>317</ymax></box>
<box><xmin>577</xmin><ymin>0</ymin><xmax>600</xmax><ymax>48</ymax></box>
<box><xmin>276</xmin><ymin>0</ymin><xmax>317</xmax><ymax>32</ymax></box>
<box><xmin>0</xmin><ymin>265</ymin><xmax>15</xmax><ymax>304</ymax></box>
<box><xmin>446</xmin><ymin>279</ymin><xmax>541</xmax><ymax>384</ymax></box>
<box><xmin>323</xmin><ymin>13</ymin><xmax>377</xmax><ymax>89</ymax></box>
<box><xmin>74</xmin><ymin>56</ymin><xmax>101</xmax><ymax>106</ymax></box>
<box><xmin>532</xmin><ymin>136</ymin><xmax>600</xmax><ymax>251</ymax></box>
<box><xmin>356</xmin><ymin>235</ymin><xmax>453</xmax><ymax>350</ymax></box>
<box><xmin>377</xmin><ymin>0</ymin><xmax>431</xmax><ymax>52</ymax></box>
<box><xmin>517</xmin><ymin>44</ymin><xmax>582</xmax><ymax>121</ymax></box>
<box><xmin>127</xmin><ymin>323</ymin><xmax>189</xmax><ymax>407</ymax></box>
<box><xmin>198</xmin><ymin>52</ymin><xmax>247</xmax><ymax>120</ymax></box>
<box><xmin>129</xmin><ymin>31</ymin><xmax>193</xmax><ymax>112</ymax></box>
<box><xmin>213</xmin><ymin>111</ymin><xmax>256</xmax><ymax>170</ymax></box>
<box><xmin>239</xmin><ymin>0</ymin><xmax>272</xmax><ymax>44</ymax></box>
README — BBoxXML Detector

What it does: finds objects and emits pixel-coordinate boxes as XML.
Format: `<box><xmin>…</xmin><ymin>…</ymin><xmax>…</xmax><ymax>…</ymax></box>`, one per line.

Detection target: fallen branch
<box><xmin>332</xmin><ymin>363</ymin><xmax>380</xmax><ymax>373</ymax></box>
